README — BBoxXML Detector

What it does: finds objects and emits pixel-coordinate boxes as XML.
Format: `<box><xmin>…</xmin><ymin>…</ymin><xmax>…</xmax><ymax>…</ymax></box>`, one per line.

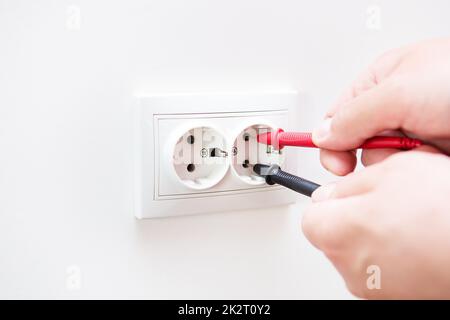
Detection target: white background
<box><xmin>0</xmin><ymin>0</ymin><xmax>449</xmax><ymax>299</ymax></box>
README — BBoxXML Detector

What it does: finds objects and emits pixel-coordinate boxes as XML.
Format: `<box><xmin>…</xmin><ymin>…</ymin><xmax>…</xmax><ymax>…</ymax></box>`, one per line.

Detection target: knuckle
<box><xmin>330</xmin><ymin>107</ymin><xmax>349</xmax><ymax>133</ymax></box>
<box><xmin>373</xmin><ymin>48</ymin><xmax>397</xmax><ymax>65</ymax></box>
<box><xmin>383</xmin><ymin>76</ymin><xmax>409</xmax><ymax>122</ymax></box>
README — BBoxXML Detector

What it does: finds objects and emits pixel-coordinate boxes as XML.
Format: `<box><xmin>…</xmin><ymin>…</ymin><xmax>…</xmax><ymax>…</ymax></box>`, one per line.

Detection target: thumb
<box><xmin>312</xmin><ymin>78</ymin><xmax>407</xmax><ymax>151</ymax></box>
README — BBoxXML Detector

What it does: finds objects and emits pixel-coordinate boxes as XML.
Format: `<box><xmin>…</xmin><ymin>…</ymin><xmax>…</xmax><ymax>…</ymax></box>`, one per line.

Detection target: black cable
<box><xmin>253</xmin><ymin>164</ymin><xmax>320</xmax><ymax>197</ymax></box>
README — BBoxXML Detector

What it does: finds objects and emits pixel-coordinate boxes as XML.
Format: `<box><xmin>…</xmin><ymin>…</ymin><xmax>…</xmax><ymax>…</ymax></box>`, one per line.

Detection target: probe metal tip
<box><xmin>253</xmin><ymin>163</ymin><xmax>280</xmax><ymax>177</ymax></box>
<box><xmin>253</xmin><ymin>163</ymin><xmax>269</xmax><ymax>176</ymax></box>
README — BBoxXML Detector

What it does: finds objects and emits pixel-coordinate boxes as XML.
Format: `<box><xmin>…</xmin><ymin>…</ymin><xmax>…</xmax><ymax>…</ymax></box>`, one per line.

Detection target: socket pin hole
<box><xmin>243</xmin><ymin>133</ymin><xmax>250</xmax><ymax>141</ymax></box>
<box><xmin>187</xmin><ymin>135</ymin><xmax>195</xmax><ymax>144</ymax></box>
<box><xmin>242</xmin><ymin>160</ymin><xmax>250</xmax><ymax>168</ymax></box>
<box><xmin>187</xmin><ymin>163</ymin><xmax>195</xmax><ymax>172</ymax></box>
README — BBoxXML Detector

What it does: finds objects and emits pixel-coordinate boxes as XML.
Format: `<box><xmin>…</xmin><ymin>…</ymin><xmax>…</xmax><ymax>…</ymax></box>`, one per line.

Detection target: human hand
<box><xmin>313</xmin><ymin>38</ymin><xmax>450</xmax><ymax>175</ymax></box>
<box><xmin>302</xmin><ymin>149</ymin><xmax>450</xmax><ymax>299</ymax></box>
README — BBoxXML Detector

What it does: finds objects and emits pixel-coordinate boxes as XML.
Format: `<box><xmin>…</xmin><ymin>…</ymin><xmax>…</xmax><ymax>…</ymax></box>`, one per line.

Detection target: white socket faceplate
<box><xmin>134</xmin><ymin>92</ymin><xmax>303</xmax><ymax>218</ymax></box>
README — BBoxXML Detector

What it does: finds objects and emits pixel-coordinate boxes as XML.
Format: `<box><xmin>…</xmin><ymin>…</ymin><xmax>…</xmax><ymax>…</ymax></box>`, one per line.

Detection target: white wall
<box><xmin>0</xmin><ymin>0</ymin><xmax>448</xmax><ymax>299</ymax></box>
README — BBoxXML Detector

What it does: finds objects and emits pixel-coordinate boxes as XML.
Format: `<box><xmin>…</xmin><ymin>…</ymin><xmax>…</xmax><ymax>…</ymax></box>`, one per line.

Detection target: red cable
<box><xmin>257</xmin><ymin>129</ymin><xmax>423</xmax><ymax>150</ymax></box>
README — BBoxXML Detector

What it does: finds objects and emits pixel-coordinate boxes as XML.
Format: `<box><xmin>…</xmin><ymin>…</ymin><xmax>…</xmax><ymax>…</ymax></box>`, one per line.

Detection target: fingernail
<box><xmin>313</xmin><ymin>118</ymin><xmax>332</xmax><ymax>143</ymax></box>
<box><xmin>311</xmin><ymin>183</ymin><xmax>336</xmax><ymax>202</ymax></box>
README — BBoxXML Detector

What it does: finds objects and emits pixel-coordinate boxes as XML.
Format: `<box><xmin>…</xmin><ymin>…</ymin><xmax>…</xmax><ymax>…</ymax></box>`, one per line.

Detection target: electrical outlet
<box><xmin>134</xmin><ymin>92</ymin><xmax>303</xmax><ymax>218</ymax></box>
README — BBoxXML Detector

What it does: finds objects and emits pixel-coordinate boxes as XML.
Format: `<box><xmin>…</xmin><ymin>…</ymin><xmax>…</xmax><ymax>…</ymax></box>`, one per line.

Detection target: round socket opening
<box><xmin>231</xmin><ymin>123</ymin><xmax>284</xmax><ymax>185</ymax></box>
<box><xmin>171</xmin><ymin>126</ymin><xmax>229</xmax><ymax>190</ymax></box>
<box><xmin>186</xmin><ymin>135</ymin><xmax>195</xmax><ymax>144</ymax></box>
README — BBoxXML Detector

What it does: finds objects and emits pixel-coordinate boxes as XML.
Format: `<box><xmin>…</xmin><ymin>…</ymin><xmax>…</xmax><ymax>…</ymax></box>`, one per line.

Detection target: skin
<box><xmin>302</xmin><ymin>38</ymin><xmax>450</xmax><ymax>299</ymax></box>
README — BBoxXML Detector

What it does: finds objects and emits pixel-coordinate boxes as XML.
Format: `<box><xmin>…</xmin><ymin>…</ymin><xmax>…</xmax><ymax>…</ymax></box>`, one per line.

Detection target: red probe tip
<box><xmin>256</xmin><ymin>132</ymin><xmax>270</xmax><ymax>144</ymax></box>
<box><xmin>256</xmin><ymin>129</ymin><xmax>284</xmax><ymax>149</ymax></box>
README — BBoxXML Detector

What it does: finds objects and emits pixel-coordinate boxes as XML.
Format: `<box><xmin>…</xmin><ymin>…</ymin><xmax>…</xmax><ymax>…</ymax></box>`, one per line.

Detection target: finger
<box><xmin>414</xmin><ymin>144</ymin><xmax>442</xmax><ymax>154</ymax></box>
<box><xmin>326</xmin><ymin>67</ymin><xmax>378</xmax><ymax>118</ymax></box>
<box><xmin>361</xmin><ymin>148</ymin><xmax>401</xmax><ymax>166</ymax></box>
<box><xmin>329</xmin><ymin>146</ymin><xmax>441</xmax><ymax>201</ymax></box>
<box><xmin>301</xmin><ymin>196</ymin><xmax>368</xmax><ymax>252</ymax></box>
<box><xmin>312</xmin><ymin>166</ymin><xmax>380</xmax><ymax>202</ymax></box>
<box><xmin>360</xmin><ymin>129</ymin><xmax>406</xmax><ymax>165</ymax></box>
<box><xmin>319</xmin><ymin>149</ymin><xmax>357</xmax><ymax>176</ymax></box>
<box><xmin>326</xmin><ymin>45</ymin><xmax>412</xmax><ymax>117</ymax></box>
<box><xmin>313</xmin><ymin>77</ymin><xmax>407</xmax><ymax>151</ymax></box>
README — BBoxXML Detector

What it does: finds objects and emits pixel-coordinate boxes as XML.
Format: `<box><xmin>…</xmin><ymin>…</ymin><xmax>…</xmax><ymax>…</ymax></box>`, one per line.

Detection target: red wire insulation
<box><xmin>257</xmin><ymin>129</ymin><xmax>423</xmax><ymax>150</ymax></box>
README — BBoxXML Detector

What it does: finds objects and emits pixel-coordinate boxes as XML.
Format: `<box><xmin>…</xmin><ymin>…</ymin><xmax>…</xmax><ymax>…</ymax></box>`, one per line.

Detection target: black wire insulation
<box><xmin>253</xmin><ymin>164</ymin><xmax>320</xmax><ymax>197</ymax></box>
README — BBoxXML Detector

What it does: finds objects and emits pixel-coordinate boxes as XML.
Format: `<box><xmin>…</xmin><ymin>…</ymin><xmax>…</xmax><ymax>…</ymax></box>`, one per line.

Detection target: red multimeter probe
<box><xmin>253</xmin><ymin>129</ymin><xmax>423</xmax><ymax>197</ymax></box>
<box><xmin>257</xmin><ymin>129</ymin><xmax>423</xmax><ymax>150</ymax></box>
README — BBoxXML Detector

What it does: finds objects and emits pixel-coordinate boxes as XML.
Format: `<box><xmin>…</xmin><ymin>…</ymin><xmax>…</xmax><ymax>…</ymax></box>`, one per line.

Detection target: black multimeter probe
<box><xmin>253</xmin><ymin>164</ymin><xmax>320</xmax><ymax>197</ymax></box>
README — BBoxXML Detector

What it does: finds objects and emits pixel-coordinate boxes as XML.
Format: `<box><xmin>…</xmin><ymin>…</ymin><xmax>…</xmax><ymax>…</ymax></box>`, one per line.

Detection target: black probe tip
<box><xmin>253</xmin><ymin>163</ymin><xmax>279</xmax><ymax>176</ymax></box>
<box><xmin>253</xmin><ymin>163</ymin><xmax>279</xmax><ymax>185</ymax></box>
<box><xmin>253</xmin><ymin>163</ymin><xmax>269</xmax><ymax>176</ymax></box>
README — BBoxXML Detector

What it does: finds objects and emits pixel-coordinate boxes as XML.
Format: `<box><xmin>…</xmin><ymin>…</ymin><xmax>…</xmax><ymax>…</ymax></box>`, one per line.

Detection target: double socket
<box><xmin>134</xmin><ymin>92</ymin><xmax>303</xmax><ymax>218</ymax></box>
